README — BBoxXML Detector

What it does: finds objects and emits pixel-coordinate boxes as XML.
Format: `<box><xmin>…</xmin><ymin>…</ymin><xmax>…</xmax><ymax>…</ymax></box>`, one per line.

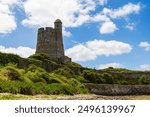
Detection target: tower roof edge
<box><xmin>54</xmin><ymin>19</ymin><xmax>62</xmax><ymax>23</ymax></box>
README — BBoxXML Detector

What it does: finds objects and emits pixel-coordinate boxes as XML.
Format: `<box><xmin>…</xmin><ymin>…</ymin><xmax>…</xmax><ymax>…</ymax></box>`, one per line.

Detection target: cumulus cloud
<box><xmin>21</xmin><ymin>0</ymin><xmax>96</xmax><ymax>28</ymax></box>
<box><xmin>20</xmin><ymin>0</ymin><xmax>141</xmax><ymax>35</ymax></box>
<box><xmin>65</xmin><ymin>39</ymin><xmax>132</xmax><ymax>62</ymax></box>
<box><xmin>100</xmin><ymin>21</ymin><xmax>118</xmax><ymax>34</ymax></box>
<box><xmin>99</xmin><ymin>0</ymin><xmax>107</xmax><ymax>5</ymax></box>
<box><xmin>92</xmin><ymin>14</ymin><xmax>110</xmax><ymax>22</ymax></box>
<box><xmin>93</xmin><ymin>2</ymin><xmax>141</xmax><ymax>34</ymax></box>
<box><xmin>125</xmin><ymin>23</ymin><xmax>136</xmax><ymax>31</ymax></box>
<box><xmin>98</xmin><ymin>62</ymin><xmax>123</xmax><ymax>69</ymax></box>
<box><xmin>140</xmin><ymin>64</ymin><xmax>150</xmax><ymax>71</ymax></box>
<box><xmin>102</xmin><ymin>3</ymin><xmax>141</xmax><ymax>19</ymax></box>
<box><xmin>139</xmin><ymin>42</ymin><xmax>150</xmax><ymax>51</ymax></box>
<box><xmin>0</xmin><ymin>0</ymin><xmax>19</xmax><ymax>5</ymax></box>
<box><xmin>0</xmin><ymin>0</ymin><xmax>19</xmax><ymax>34</ymax></box>
<box><xmin>0</xmin><ymin>0</ymin><xmax>141</xmax><ymax>35</ymax></box>
<box><xmin>62</xmin><ymin>28</ymin><xmax>72</xmax><ymax>37</ymax></box>
<box><xmin>0</xmin><ymin>45</ymin><xmax>35</xmax><ymax>58</ymax></box>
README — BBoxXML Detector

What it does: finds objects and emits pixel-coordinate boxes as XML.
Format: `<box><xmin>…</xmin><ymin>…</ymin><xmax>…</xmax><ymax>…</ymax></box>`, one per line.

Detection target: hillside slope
<box><xmin>0</xmin><ymin>52</ymin><xmax>150</xmax><ymax>96</ymax></box>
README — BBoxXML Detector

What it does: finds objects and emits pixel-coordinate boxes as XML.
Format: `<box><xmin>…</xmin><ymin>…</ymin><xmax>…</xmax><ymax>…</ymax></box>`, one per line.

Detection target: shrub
<box><xmin>4</xmin><ymin>65</ymin><xmax>25</xmax><ymax>81</ymax></box>
<box><xmin>0</xmin><ymin>80</ymin><xmax>82</xmax><ymax>95</ymax></box>
<box><xmin>19</xmin><ymin>82</ymin><xmax>36</xmax><ymax>95</ymax></box>
<box><xmin>49</xmin><ymin>73</ymin><xmax>70</xmax><ymax>84</ymax></box>
<box><xmin>138</xmin><ymin>75</ymin><xmax>150</xmax><ymax>84</ymax></box>
<box><xmin>29</xmin><ymin>53</ymin><xmax>56</xmax><ymax>64</ymax></box>
<box><xmin>96</xmin><ymin>74</ymin><xmax>106</xmax><ymax>84</ymax></box>
<box><xmin>25</xmin><ymin>71</ymin><xmax>47</xmax><ymax>83</ymax></box>
<box><xmin>0</xmin><ymin>52</ymin><xmax>21</xmax><ymax>66</ymax></box>
<box><xmin>83</xmin><ymin>70</ymin><xmax>96</xmax><ymax>83</ymax></box>
<box><xmin>53</xmin><ymin>67</ymin><xmax>76</xmax><ymax>79</ymax></box>
<box><xmin>65</xmin><ymin>62</ymin><xmax>82</xmax><ymax>67</ymax></box>
<box><xmin>28</xmin><ymin>58</ymin><xmax>42</xmax><ymax>67</ymax></box>
<box><xmin>83</xmin><ymin>70</ymin><xmax>104</xmax><ymax>83</ymax></box>
<box><xmin>69</xmin><ymin>79</ymin><xmax>88</xmax><ymax>94</ymax></box>
<box><xmin>103</xmin><ymin>73</ymin><xmax>114</xmax><ymax>84</ymax></box>
<box><xmin>26</xmin><ymin>64</ymin><xmax>56</xmax><ymax>84</ymax></box>
<box><xmin>27</xmin><ymin>64</ymin><xmax>45</xmax><ymax>72</ymax></box>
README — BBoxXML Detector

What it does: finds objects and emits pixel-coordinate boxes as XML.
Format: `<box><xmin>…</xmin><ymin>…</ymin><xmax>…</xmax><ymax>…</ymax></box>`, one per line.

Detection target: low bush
<box><xmin>29</xmin><ymin>53</ymin><xmax>56</xmax><ymax>64</ymax></box>
<box><xmin>0</xmin><ymin>52</ymin><xmax>21</xmax><ymax>66</ymax></box>
<box><xmin>64</xmin><ymin>62</ymin><xmax>82</xmax><ymax>67</ymax></box>
<box><xmin>138</xmin><ymin>75</ymin><xmax>150</xmax><ymax>84</ymax></box>
<box><xmin>0</xmin><ymin>79</ymin><xmax>87</xmax><ymax>95</ymax></box>
<box><xmin>53</xmin><ymin>67</ymin><xmax>76</xmax><ymax>79</ymax></box>
<box><xmin>83</xmin><ymin>70</ymin><xmax>115</xmax><ymax>84</ymax></box>
<box><xmin>103</xmin><ymin>73</ymin><xmax>114</xmax><ymax>84</ymax></box>
<box><xmin>4</xmin><ymin>64</ymin><xmax>25</xmax><ymax>81</ymax></box>
<box><xmin>28</xmin><ymin>58</ymin><xmax>42</xmax><ymax>67</ymax></box>
<box><xmin>69</xmin><ymin>79</ymin><xmax>88</xmax><ymax>94</ymax></box>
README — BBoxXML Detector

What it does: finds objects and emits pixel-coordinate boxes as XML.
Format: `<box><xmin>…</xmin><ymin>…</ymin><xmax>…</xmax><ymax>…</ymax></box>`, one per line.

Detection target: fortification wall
<box><xmin>36</xmin><ymin>19</ymin><xmax>71</xmax><ymax>62</ymax></box>
<box><xmin>36</xmin><ymin>28</ymin><xmax>45</xmax><ymax>53</ymax></box>
<box><xmin>85</xmin><ymin>84</ymin><xmax>150</xmax><ymax>95</ymax></box>
<box><xmin>55</xmin><ymin>29</ymin><xmax>64</xmax><ymax>59</ymax></box>
<box><xmin>98</xmin><ymin>71</ymin><xmax>150</xmax><ymax>80</ymax></box>
<box><xmin>36</xmin><ymin>27</ymin><xmax>58</xmax><ymax>59</ymax></box>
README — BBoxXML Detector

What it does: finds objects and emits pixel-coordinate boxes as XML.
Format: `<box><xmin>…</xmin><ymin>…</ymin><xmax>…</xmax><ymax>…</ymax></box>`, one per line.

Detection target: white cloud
<box><xmin>0</xmin><ymin>0</ymin><xmax>19</xmax><ymax>5</ymax></box>
<box><xmin>100</xmin><ymin>21</ymin><xmax>118</xmax><ymax>34</ymax></box>
<box><xmin>139</xmin><ymin>42</ymin><xmax>150</xmax><ymax>51</ymax></box>
<box><xmin>93</xmin><ymin>2</ymin><xmax>141</xmax><ymax>34</ymax></box>
<box><xmin>98</xmin><ymin>62</ymin><xmax>123</xmax><ymax>69</ymax></box>
<box><xmin>21</xmin><ymin>0</ymin><xmax>141</xmax><ymax>35</ymax></box>
<box><xmin>62</xmin><ymin>28</ymin><xmax>72</xmax><ymax>37</ymax></box>
<box><xmin>0</xmin><ymin>0</ymin><xmax>142</xmax><ymax>35</ymax></box>
<box><xmin>99</xmin><ymin>0</ymin><xmax>107</xmax><ymax>5</ymax></box>
<box><xmin>65</xmin><ymin>39</ymin><xmax>132</xmax><ymax>62</ymax></box>
<box><xmin>125</xmin><ymin>23</ymin><xmax>135</xmax><ymax>31</ymax></box>
<box><xmin>21</xmin><ymin>0</ymin><xmax>100</xmax><ymax>36</ymax></box>
<box><xmin>140</xmin><ymin>64</ymin><xmax>150</xmax><ymax>71</ymax></box>
<box><xmin>66</xmin><ymin>44</ymin><xmax>96</xmax><ymax>61</ymax></box>
<box><xmin>0</xmin><ymin>45</ymin><xmax>35</xmax><ymax>58</ymax></box>
<box><xmin>92</xmin><ymin>14</ymin><xmax>110</xmax><ymax>22</ymax></box>
<box><xmin>102</xmin><ymin>3</ymin><xmax>141</xmax><ymax>19</ymax></box>
<box><xmin>21</xmin><ymin>0</ymin><xmax>96</xmax><ymax>28</ymax></box>
<box><xmin>0</xmin><ymin>0</ymin><xmax>19</xmax><ymax>34</ymax></box>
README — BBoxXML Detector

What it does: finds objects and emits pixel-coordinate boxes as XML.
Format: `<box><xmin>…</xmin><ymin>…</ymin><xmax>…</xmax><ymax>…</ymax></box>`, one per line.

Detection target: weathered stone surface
<box><xmin>85</xmin><ymin>84</ymin><xmax>150</xmax><ymax>96</ymax></box>
<box><xmin>36</xmin><ymin>19</ymin><xmax>71</xmax><ymax>62</ymax></box>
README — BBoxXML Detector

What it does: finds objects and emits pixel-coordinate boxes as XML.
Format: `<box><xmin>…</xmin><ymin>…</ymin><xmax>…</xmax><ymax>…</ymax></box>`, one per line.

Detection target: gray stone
<box><xmin>36</xmin><ymin>19</ymin><xmax>71</xmax><ymax>62</ymax></box>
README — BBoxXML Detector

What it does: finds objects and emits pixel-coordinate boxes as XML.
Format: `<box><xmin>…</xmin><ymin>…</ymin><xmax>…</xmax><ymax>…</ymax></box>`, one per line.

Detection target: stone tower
<box><xmin>36</xmin><ymin>19</ymin><xmax>71</xmax><ymax>62</ymax></box>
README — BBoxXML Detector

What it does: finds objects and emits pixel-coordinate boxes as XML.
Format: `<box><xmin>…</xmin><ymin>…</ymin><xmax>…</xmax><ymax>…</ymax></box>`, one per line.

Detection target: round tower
<box><xmin>54</xmin><ymin>19</ymin><xmax>62</xmax><ymax>31</ymax></box>
<box><xmin>54</xmin><ymin>19</ymin><xmax>64</xmax><ymax>60</ymax></box>
<box><xmin>36</xmin><ymin>27</ymin><xmax>45</xmax><ymax>53</ymax></box>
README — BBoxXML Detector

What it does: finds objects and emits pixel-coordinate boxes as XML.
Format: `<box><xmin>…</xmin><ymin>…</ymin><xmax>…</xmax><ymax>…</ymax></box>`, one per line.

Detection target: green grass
<box><xmin>0</xmin><ymin>93</ymin><xmax>61</xmax><ymax>100</ymax></box>
<box><xmin>0</xmin><ymin>52</ymin><xmax>150</xmax><ymax>97</ymax></box>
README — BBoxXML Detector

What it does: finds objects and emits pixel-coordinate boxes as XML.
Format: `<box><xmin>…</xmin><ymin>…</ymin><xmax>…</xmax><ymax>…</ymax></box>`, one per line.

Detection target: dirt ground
<box><xmin>0</xmin><ymin>93</ymin><xmax>150</xmax><ymax>100</ymax></box>
<box><xmin>56</xmin><ymin>94</ymin><xmax>150</xmax><ymax>100</ymax></box>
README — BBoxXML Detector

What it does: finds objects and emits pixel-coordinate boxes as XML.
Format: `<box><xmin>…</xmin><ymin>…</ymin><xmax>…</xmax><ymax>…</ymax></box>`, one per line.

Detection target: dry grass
<box><xmin>0</xmin><ymin>93</ymin><xmax>150</xmax><ymax>100</ymax></box>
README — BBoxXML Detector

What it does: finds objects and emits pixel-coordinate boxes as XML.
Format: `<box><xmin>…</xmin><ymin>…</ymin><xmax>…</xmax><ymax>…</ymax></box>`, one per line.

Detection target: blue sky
<box><xmin>0</xmin><ymin>0</ymin><xmax>150</xmax><ymax>70</ymax></box>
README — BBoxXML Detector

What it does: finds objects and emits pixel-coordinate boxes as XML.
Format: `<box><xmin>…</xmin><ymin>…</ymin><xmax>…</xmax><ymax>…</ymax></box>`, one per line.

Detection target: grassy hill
<box><xmin>0</xmin><ymin>52</ymin><xmax>150</xmax><ymax>96</ymax></box>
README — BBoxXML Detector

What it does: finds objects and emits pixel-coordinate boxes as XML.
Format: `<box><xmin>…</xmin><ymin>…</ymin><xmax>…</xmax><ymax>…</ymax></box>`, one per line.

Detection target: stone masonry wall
<box><xmin>36</xmin><ymin>19</ymin><xmax>67</xmax><ymax>61</ymax></box>
<box><xmin>85</xmin><ymin>84</ymin><xmax>150</xmax><ymax>95</ymax></box>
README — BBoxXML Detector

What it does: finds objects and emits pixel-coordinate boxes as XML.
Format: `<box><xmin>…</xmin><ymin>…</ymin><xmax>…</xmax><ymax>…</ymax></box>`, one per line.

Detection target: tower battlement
<box><xmin>36</xmin><ymin>19</ymin><xmax>71</xmax><ymax>62</ymax></box>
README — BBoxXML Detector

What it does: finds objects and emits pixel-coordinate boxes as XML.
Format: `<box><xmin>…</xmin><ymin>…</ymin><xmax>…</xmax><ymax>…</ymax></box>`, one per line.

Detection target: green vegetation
<box><xmin>0</xmin><ymin>80</ymin><xmax>87</xmax><ymax>95</ymax></box>
<box><xmin>101</xmin><ymin>67</ymin><xmax>135</xmax><ymax>73</ymax></box>
<box><xmin>0</xmin><ymin>52</ymin><xmax>21</xmax><ymax>66</ymax></box>
<box><xmin>138</xmin><ymin>75</ymin><xmax>150</xmax><ymax>84</ymax></box>
<box><xmin>0</xmin><ymin>52</ymin><xmax>150</xmax><ymax>96</ymax></box>
<box><xmin>0</xmin><ymin>53</ymin><xmax>88</xmax><ymax>95</ymax></box>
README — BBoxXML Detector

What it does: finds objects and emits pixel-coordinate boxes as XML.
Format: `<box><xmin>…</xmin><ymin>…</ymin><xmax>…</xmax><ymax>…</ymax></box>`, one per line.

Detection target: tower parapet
<box><xmin>36</xmin><ymin>19</ymin><xmax>71</xmax><ymax>62</ymax></box>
